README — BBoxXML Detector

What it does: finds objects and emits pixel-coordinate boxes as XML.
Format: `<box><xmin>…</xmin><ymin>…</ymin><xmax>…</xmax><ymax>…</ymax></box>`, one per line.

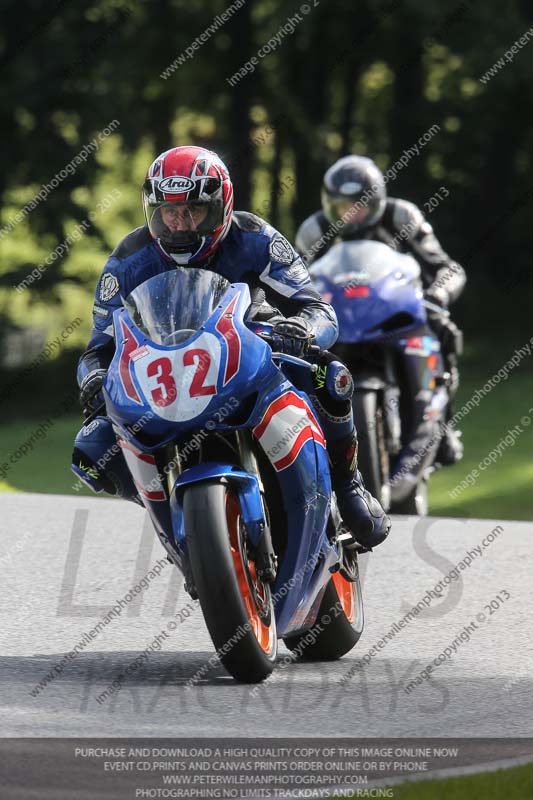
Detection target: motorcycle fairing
<box><xmin>104</xmin><ymin>283</ymin><xmax>277</xmax><ymax>553</ymax></box>
<box><xmin>104</xmin><ymin>284</ymin><xmax>275</xmax><ymax>445</ymax></box>
<box><xmin>311</xmin><ymin>240</ymin><xmax>426</xmax><ymax>343</ymax></box>
<box><xmin>78</xmin><ymin>273</ymin><xmax>344</xmax><ymax>641</ymax></box>
<box><xmin>249</xmin><ymin>376</ymin><xmax>336</xmax><ymax>635</ymax></box>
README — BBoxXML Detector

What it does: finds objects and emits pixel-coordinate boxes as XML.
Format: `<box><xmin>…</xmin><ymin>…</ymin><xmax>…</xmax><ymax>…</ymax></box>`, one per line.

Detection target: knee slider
<box><xmin>72</xmin><ymin>449</ymin><xmax>113</xmax><ymax>494</ymax></box>
<box><xmin>325</xmin><ymin>360</ymin><xmax>354</xmax><ymax>401</ymax></box>
<box><xmin>72</xmin><ymin>416</ymin><xmax>137</xmax><ymax>499</ymax></box>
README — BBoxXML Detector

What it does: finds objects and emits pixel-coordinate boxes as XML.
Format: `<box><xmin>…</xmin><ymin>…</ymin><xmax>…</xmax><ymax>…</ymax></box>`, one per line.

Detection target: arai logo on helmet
<box><xmin>159</xmin><ymin>175</ymin><xmax>195</xmax><ymax>193</ymax></box>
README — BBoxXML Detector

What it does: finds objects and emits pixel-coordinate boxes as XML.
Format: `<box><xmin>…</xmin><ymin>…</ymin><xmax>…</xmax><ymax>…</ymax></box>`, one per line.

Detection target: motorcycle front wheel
<box><xmin>352</xmin><ymin>389</ymin><xmax>389</xmax><ymax>508</ymax></box>
<box><xmin>183</xmin><ymin>481</ymin><xmax>277</xmax><ymax>683</ymax></box>
<box><xmin>392</xmin><ymin>477</ymin><xmax>429</xmax><ymax>516</ymax></box>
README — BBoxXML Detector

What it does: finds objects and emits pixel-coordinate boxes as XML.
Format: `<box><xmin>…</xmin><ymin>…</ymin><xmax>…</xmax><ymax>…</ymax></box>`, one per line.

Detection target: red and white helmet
<box><xmin>142</xmin><ymin>145</ymin><xmax>234</xmax><ymax>265</ymax></box>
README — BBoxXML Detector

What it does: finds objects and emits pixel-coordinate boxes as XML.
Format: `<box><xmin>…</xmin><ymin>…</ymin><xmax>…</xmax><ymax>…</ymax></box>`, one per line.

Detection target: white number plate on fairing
<box><xmin>133</xmin><ymin>332</ymin><xmax>222</xmax><ymax>422</ymax></box>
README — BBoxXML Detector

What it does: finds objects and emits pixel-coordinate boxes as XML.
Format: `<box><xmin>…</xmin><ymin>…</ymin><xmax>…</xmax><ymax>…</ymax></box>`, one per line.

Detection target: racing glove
<box><xmin>271</xmin><ymin>316</ymin><xmax>315</xmax><ymax>357</ymax></box>
<box><xmin>245</xmin><ymin>287</ymin><xmax>282</xmax><ymax>324</ymax></box>
<box><xmin>79</xmin><ymin>369</ymin><xmax>107</xmax><ymax>417</ymax></box>
<box><xmin>424</xmin><ymin>290</ymin><xmax>463</xmax><ymax>356</ymax></box>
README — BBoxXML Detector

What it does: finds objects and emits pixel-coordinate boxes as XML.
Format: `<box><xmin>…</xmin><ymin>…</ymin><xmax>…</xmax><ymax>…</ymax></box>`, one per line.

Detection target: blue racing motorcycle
<box><xmin>72</xmin><ymin>269</ymin><xmax>363</xmax><ymax>683</ymax></box>
<box><xmin>311</xmin><ymin>240</ymin><xmax>449</xmax><ymax>515</ymax></box>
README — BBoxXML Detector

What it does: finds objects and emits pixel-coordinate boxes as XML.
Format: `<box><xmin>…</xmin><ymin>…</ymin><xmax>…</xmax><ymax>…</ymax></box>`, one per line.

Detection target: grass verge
<box><xmin>1</xmin><ymin>340</ymin><xmax>533</xmax><ymax>520</ymax></box>
<box><xmin>336</xmin><ymin>761</ymin><xmax>533</xmax><ymax>798</ymax></box>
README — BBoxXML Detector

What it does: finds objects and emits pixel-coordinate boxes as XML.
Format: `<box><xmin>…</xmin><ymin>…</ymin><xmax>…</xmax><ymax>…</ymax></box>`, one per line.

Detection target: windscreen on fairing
<box><xmin>122</xmin><ymin>268</ymin><xmax>230</xmax><ymax>346</ymax></box>
<box><xmin>310</xmin><ymin>240</ymin><xmax>421</xmax><ymax>285</ymax></box>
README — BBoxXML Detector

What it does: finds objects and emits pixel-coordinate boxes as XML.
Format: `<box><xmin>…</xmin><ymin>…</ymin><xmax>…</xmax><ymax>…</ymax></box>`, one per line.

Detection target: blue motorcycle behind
<box><xmin>72</xmin><ymin>268</ymin><xmax>364</xmax><ymax>683</ymax></box>
<box><xmin>311</xmin><ymin>240</ymin><xmax>450</xmax><ymax>515</ymax></box>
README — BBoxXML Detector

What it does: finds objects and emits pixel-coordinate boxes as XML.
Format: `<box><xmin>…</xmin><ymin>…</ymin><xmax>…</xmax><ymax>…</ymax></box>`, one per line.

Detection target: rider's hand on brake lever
<box><xmin>271</xmin><ymin>316</ymin><xmax>315</xmax><ymax>357</ymax></box>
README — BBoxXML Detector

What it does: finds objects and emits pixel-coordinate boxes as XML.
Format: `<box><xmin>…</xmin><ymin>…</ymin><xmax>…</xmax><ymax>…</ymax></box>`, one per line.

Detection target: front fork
<box><xmin>236</xmin><ymin>430</ymin><xmax>277</xmax><ymax>582</ymax></box>
<box><xmin>166</xmin><ymin>431</ymin><xmax>277</xmax><ymax>584</ymax></box>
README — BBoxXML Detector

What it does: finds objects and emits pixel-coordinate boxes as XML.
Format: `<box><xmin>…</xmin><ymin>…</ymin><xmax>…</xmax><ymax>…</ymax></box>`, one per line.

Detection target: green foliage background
<box><xmin>1</xmin><ymin>0</ymin><xmax>532</xmax><ymax>514</ymax></box>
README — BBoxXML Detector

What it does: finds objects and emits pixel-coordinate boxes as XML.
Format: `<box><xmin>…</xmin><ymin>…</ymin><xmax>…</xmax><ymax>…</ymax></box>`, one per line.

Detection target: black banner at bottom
<box><xmin>0</xmin><ymin>738</ymin><xmax>532</xmax><ymax>799</ymax></box>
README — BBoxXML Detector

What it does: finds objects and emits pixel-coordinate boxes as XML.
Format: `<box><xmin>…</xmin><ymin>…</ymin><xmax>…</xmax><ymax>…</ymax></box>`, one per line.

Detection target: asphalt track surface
<box><xmin>1</xmin><ymin>492</ymin><xmax>531</xmax><ymax>743</ymax></box>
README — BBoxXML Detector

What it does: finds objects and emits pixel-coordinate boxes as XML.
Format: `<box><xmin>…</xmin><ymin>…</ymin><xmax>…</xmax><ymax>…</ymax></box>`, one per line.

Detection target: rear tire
<box><xmin>283</xmin><ymin>566</ymin><xmax>364</xmax><ymax>660</ymax></box>
<box><xmin>183</xmin><ymin>481</ymin><xmax>277</xmax><ymax>683</ymax></box>
<box><xmin>352</xmin><ymin>390</ymin><xmax>389</xmax><ymax>506</ymax></box>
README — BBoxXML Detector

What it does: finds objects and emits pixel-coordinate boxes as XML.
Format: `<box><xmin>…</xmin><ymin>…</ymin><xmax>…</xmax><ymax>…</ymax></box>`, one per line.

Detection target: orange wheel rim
<box><xmin>332</xmin><ymin>571</ymin><xmax>357</xmax><ymax>624</ymax></box>
<box><xmin>226</xmin><ymin>492</ymin><xmax>276</xmax><ymax>655</ymax></box>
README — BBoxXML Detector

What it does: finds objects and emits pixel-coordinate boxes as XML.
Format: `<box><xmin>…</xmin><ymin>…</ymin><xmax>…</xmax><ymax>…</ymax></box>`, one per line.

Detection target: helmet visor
<box><xmin>322</xmin><ymin>190</ymin><xmax>383</xmax><ymax>234</ymax></box>
<box><xmin>143</xmin><ymin>199</ymin><xmax>224</xmax><ymax>249</ymax></box>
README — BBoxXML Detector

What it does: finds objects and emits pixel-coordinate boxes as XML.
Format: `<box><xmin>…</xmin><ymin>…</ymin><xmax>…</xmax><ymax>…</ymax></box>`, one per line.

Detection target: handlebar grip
<box><xmin>82</xmin><ymin>399</ymin><xmax>107</xmax><ymax>423</ymax></box>
<box><xmin>255</xmin><ymin>328</ymin><xmax>323</xmax><ymax>359</ymax></box>
<box><xmin>256</xmin><ymin>330</ymin><xmax>274</xmax><ymax>344</ymax></box>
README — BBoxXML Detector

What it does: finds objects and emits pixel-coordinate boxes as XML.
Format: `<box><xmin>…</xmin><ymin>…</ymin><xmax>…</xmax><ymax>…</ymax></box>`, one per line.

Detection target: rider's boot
<box><xmin>306</xmin><ymin>353</ymin><xmax>390</xmax><ymax>549</ymax></box>
<box><xmin>436</xmin><ymin>418</ymin><xmax>464</xmax><ymax>466</ymax></box>
<box><xmin>328</xmin><ymin>432</ymin><xmax>391</xmax><ymax>549</ymax></box>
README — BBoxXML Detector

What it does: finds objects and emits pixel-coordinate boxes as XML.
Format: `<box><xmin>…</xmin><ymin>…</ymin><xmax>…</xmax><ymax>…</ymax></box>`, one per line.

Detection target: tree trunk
<box><xmin>269</xmin><ymin>124</ymin><xmax>283</xmax><ymax>228</ymax></box>
<box><xmin>389</xmin><ymin>41</ymin><xmax>426</xmax><ymax>197</ymax></box>
<box><xmin>340</xmin><ymin>63</ymin><xmax>360</xmax><ymax>155</ymax></box>
<box><xmin>225</xmin><ymin>1</ymin><xmax>254</xmax><ymax>209</ymax></box>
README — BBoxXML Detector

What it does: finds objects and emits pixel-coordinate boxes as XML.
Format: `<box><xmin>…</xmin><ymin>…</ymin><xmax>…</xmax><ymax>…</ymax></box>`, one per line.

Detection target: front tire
<box><xmin>352</xmin><ymin>390</ymin><xmax>389</xmax><ymax>508</ymax></box>
<box><xmin>183</xmin><ymin>481</ymin><xmax>277</xmax><ymax>683</ymax></box>
<box><xmin>283</xmin><ymin>564</ymin><xmax>364</xmax><ymax>660</ymax></box>
<box><xmin>392</xmin><ymin>477</ymin><xmax>428</xmax><ymax>516</ymax></box>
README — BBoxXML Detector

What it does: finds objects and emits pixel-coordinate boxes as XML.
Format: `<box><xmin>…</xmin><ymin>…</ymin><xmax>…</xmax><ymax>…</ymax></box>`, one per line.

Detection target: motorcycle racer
<box><xmin>296</xmin><ymin>155</ymin><xmax>466</xmax><ymax>466</ymax></box>
<box><xmin>74</xmin><ymin>146</ymin><xmax>390</xmax><ymax>549</ymax></box>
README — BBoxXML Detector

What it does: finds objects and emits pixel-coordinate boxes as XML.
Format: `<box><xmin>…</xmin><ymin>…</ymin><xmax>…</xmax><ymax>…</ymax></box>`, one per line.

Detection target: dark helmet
<box><xmin>321</xmin><ymin>155</ymin><xmax>386</xmax><ymax>236</ymax></box>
